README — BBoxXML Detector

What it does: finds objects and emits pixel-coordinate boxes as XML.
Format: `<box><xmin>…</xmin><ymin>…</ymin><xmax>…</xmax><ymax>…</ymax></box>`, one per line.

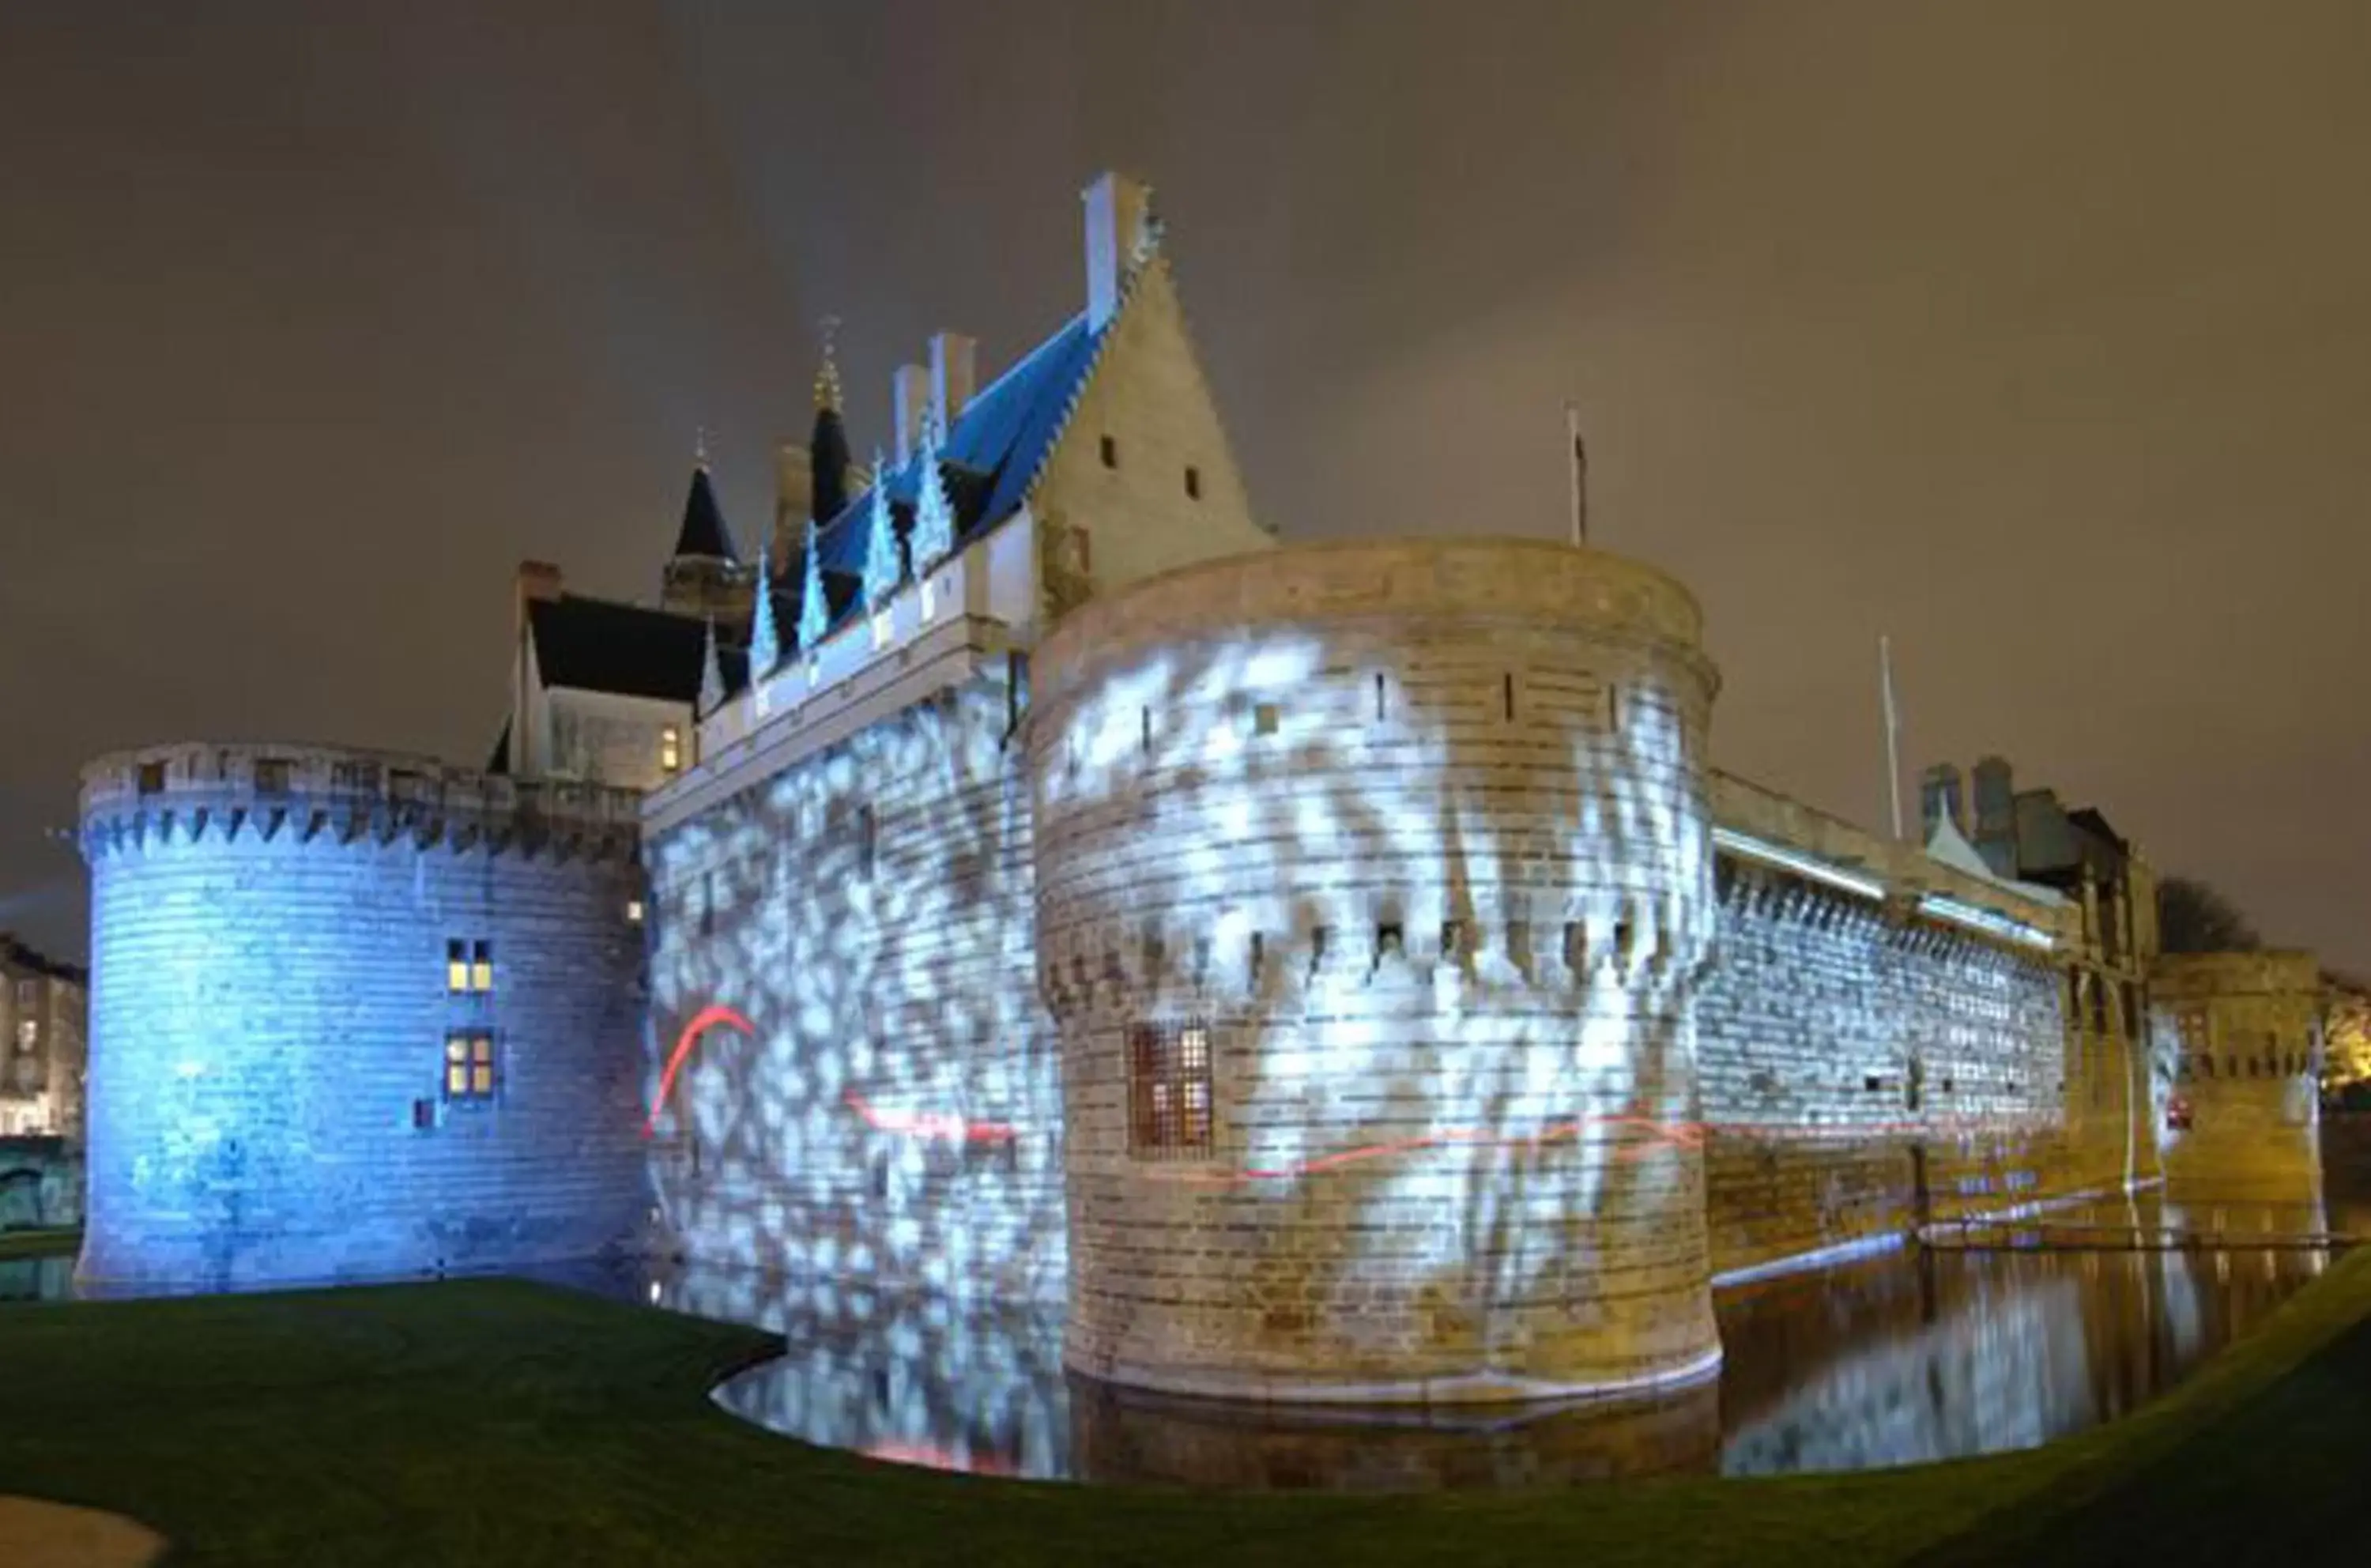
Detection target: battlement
<box><xmin>2152</xmin><ymin>949</ymin><xmax>2321</xmax><ymax>1000</ymax></box>
<box><xmin>78</xmin><ymin>741</ymin><xmax>643</xmax><ymax>863</ymax></box>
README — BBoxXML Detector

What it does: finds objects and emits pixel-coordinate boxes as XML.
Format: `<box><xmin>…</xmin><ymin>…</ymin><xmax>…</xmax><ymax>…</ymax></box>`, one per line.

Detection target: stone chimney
<box><xmin>1082</xmin><ymin>171</ymin><xmax>1155</xmax><ymax>331</ymax></box>
<box><xmin>1919</xmin><ymin>763</ymin><xmax>1966</xmax><ymax>843</ymax></box>
<box><xmin>1970</xmin><ymin>755</ymin><xmax>2019</xmax><ymax>878</ymax></box>
<box><xmin>893</xmin><ymin>364</ymin><xmax>932</xmax><ymax>466</ymax></box>
<box><xmin>929</xmin><ymin>332</ymin><xmax>977</xmax><ymax>435</ymax></box>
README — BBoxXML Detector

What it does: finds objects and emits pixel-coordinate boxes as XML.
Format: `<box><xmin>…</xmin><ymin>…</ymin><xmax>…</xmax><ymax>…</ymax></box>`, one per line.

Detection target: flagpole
<box><xmin>1879</xmin><ymin>634</ymin><xmax>1905</xmax><ymax>840</ymax></box>
<box><xmin>1565</xmin><ymin>403</ymin><xmax>1587</xmax><ymax>547</ymax></box>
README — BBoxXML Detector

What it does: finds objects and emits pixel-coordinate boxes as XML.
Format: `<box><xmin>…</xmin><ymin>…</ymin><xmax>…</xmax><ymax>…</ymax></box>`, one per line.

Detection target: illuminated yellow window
<box><xmin>445</xmin><ymin>939</ymin><xmax>469</xmax><ymax>994</ymax></box>
<box><xmin>660</xmin><ymin>726</ymin><xmax>683</xmax><ymax>774</ymax></box>
<box><xmin>444</xmin><ymin>1031</ymin><xmax>496</xmax><ymax>1102</ymax></box>
<box><xmin>469</xmin><ymin>940</ymin><xmax>493</xmax><ymax>993</ymax></box>
<box><xmin>1129</xmin><ymin>1020</ymin><xmax>1215</xmax><ymax>1157</ymax></box>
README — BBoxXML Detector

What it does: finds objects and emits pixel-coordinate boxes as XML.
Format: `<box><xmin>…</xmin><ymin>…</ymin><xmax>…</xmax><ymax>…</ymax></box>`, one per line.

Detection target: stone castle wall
<box><xmin>1027</xmin><ymin>539</ymin><xmax>1725</xmax><ymax>1403</ymax></box>
<box><xmin>76</xmin><ymin>743</ymin><xmax>648</xmax><ymax>1287</ymax></box>
<box><xmin>2154</xmin><ymin>951</ymin><xmax>2323</xmax><ymax>1204</ymax></box>
<box><xmin>643</xmin><ymin>535</ymin><xmax>2157</xmax><ymax>1403</ymax></box>
<box><xmin>1697</xmin><ymin>776</ymin><xmax>2127</xmax><ymax>1280</ymax></box>
<box><xmin>643</xmin><ymin>675</ymin><xmax>1066</xmax><ymax>1303</ymax></box>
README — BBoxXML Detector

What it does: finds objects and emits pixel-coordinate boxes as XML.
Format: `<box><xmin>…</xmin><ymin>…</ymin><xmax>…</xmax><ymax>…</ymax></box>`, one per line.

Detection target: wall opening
<box><xmin>1129</xmin><ymin>1020</ymin><xmax>1213</xmax><ymax>1158</ymax></box>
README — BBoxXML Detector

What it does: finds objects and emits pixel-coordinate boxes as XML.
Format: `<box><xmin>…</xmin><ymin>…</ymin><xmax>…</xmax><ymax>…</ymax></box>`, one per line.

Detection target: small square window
<box><xmin>137</xmin><ymin>761</ymin><xmax>167</xmax><ymax>794</ymax></box>
<box><xmin>1184</xmin><ymin>465</ymin><xmax>1201</xmax><ymax>499</ymax></box>
<box><xmin>253</xmin><ymin>758</ymin><xmax>292</xmax><ymax>793</ymax></box>
<box><xmin>1099</xmin><ymin>435</ymin><xmax>1118</xmax><ymax>469</ymax></box>
<box><xmin>626</xmin><ymin>899</ymin><xmax>646</xmax><ymax>925</ymax></box>
<box><xmin>443</xmin><ymin>1031</ymin><xmax>497</xmax><ymax>1102</ymax></box>
<box><xmin>1253</xmin><ymin>703</ymin><xmax>1280</xmax><ymax>736</ymax></box>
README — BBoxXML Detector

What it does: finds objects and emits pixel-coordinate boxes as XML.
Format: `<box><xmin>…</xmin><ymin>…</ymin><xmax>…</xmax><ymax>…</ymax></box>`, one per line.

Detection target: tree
<box><xmin>2155</xmin><ymin>876</ymin><xmax>2260</xmax><ymax>955</ymax></box>
<box><xmin>2321</xmin><ymin>973</ymin><xmax>2371</xmax><ymax>1098</ymax></box>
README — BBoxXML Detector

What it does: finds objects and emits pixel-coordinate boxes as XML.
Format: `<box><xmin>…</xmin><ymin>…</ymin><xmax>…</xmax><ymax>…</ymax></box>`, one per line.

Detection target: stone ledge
<box><xmin>78</xmin><ymin>741</ymin><xmax>642</xmax><ymax>864</ymax></box>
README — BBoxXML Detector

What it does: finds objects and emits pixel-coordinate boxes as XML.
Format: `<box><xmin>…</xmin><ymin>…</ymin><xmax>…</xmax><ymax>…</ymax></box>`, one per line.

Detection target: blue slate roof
<box><xmin>807</xmin><ymin>313</ymin><xmax>1104</xmax><ymax>605</ymax></box>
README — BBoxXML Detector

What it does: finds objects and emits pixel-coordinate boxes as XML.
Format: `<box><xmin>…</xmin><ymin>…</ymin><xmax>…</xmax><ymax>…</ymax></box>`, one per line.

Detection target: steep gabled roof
<box><xmin>2068</xmin><ymin>807</ymin><xmax>2128</xmax><ymax>854</ymax></box>
<box><xmin>811</xmin><ymin>312</ymin><xmax>1105</xmax><ymax>593</ymax></box>
<box><xmin>527</xmin><ymin>594</ymin><xmax>714</xmax><ymax>703</ymax></box>
<box><xmin>671</xmin><ymin>465</ymin><xmax>738</xmax><ymax>562</ymax></box>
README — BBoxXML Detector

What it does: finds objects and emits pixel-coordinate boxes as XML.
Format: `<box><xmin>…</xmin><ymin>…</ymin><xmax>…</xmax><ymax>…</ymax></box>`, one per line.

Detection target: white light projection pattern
<box><xmin>1029</xmin><ymin>540</ymin><xmax>1726</xmax><ymax>1404</ymax></box>
<box><xmin>1696</xmin><ymin>868</ymin><xmax>2083</xmax><ymax>1279</ymax></box>
<box><xmin>645</xmin><ymin>680</ymin><xmax>1067</xmax><ymax>1305</ymax></box>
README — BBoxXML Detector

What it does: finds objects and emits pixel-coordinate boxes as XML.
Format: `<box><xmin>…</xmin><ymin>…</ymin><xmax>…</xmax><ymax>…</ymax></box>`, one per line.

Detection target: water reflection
<box><xmin>599</xmin><ymin>1191</ymin><xmax>2336</xmax><ymax>1491</ymax></box>
<box><xmin>0</xmin><ymin>1252</ymin><xmax>73</xmax><ymax>1303</ymax></box>
<box><xmin>3</xmin><ymin>1191</ymin><xmax>2343</xmax><ymax>1493</ymax></box>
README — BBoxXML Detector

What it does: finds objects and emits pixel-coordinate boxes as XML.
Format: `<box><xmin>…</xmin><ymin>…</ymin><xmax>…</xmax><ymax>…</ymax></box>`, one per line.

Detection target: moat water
<box><xmin>3</xmin><ymin>1186</ymin><xmax>2353</xmax><ymax>1491</ymax></box>
<box><xmin>575</xmin><ymin>1187</ymin><xmax>2350</xmax><ymax>1490</ymax></box>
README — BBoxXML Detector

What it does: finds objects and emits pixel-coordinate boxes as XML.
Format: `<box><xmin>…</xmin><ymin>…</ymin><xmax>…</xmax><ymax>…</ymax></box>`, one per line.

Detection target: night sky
<box><xmin>2</xmin><ymin>2</ymin><xmax>2365</xmax><ymax>972</ymax></box>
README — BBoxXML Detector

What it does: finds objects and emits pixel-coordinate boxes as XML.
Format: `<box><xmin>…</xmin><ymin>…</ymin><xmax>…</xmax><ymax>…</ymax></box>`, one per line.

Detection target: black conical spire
<box><xmin>809</xmin><ymin>318</ymin><xmax>851</xmax><ymax>526</ymax></box>
<box><xmin>671</xmin><ymin>433</ymin><xmax>738</xmax><ymax>562</ymax></box>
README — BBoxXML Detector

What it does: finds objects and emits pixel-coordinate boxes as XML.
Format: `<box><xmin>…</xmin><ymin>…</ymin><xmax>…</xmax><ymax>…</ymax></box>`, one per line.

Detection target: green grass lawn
<box><xmin>3</xmin><ymin>1251</ymin><xmax>2370</xmax><ymax>1566</ymax></box>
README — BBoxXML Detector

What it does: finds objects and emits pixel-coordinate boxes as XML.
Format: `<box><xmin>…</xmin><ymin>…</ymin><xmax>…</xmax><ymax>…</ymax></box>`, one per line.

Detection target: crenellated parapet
<box><xmin>1031</xmin><ymin>537</ymin><xmax>1725</xmax><ymax>1405</ymax></box>
<box><xmin>74</xmin><ymin>737</ymin><xmax>649</xmax><ymax>1291</ymax></box>
<box><xmin>78</xmin><ymin>742</ymin><xmax>643</xmax><ymax>865</ymax></box>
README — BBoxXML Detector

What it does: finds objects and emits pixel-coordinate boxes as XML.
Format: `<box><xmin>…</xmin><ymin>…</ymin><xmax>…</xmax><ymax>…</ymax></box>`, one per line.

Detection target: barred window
<box><xmin>444</xmin><ymin>1031</ymin><xmax>496</xmax><ymax>1102</ymax></box>
<box><xmin>1129</xmin><ymin>1020</ymin><xmax>1213</xmax><ymax>1157</ymax></box>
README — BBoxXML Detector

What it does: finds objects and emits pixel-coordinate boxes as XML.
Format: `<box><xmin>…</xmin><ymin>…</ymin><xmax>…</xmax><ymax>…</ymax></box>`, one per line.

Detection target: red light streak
<box><xmin>1148</xmin><ymin>1112</ymin><xmax>1703</xmax><ymax>1187</ymax></box>
<box><xmin>644</xmin><ymin>1004</ymin><xmax>756</xmax><ymax>1136</ymax></box>
<box><xmin>1151</xmin><ymin>1112</ymin><xmax>2056</xmax><ymax>1187</ymax></box>
<box><xmin>845</xmin><ymin>1090</ymin><xmax>1017</xmax><ymax>1145</ymax></box>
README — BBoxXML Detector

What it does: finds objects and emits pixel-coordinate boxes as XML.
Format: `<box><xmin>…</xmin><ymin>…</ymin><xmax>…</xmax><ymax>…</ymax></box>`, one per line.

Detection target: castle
<box><xmin>72</xmin><ymin>173</ymin><xmax>2327</xmax><ymax>1404</ymax></box>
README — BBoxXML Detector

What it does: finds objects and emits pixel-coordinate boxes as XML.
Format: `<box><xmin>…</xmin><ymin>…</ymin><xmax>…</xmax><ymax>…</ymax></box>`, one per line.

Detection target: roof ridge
<box><xmin>1015</xmin><ymin>271</ymin><xmax>1143</xmax><ymax>518</ymax></box>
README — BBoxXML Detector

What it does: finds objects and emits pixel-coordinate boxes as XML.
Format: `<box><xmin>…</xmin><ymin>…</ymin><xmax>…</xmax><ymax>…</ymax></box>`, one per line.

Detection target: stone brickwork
<box><xmin>75</xmin><ymin>743</ymin><xmax>647</xmax><ymax>1288</ymax></box>
<box><xmin>1698</xmin><ymin>866</ymin><xmax>2090</xmax><ymax>1276</ymax></box>
<box><xmin>1031</xmin><ymin>255</ymin><xmax>1273</xmax><ymax>612</ymax></box>
<box><xmin>1028</xmin><ymin>539</ymin><xmax>1725</xmax><ymax>1403</ymax></box>
<box><xmin>0</xmin><ymin>1136</ymin><xmax>81</xmax><ymax>1231</ymax></box>
<box><xmin>1697</xmin><ymin>774</ymin><xmax>2133</xmax><ymax>1279</ymax></box>
<box><xmin>645</xmin><ymin>675</ymin><xmax>1066</xmax><ymax>1303</ymax></box>
<box><xmin>2154</xmin><ymin>951</ymin><xmax>2323</xmax><ymax>1203</ymax></box>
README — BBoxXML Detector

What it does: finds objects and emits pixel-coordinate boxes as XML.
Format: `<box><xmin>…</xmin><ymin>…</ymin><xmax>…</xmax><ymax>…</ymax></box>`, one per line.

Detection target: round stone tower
<box><xmin>2154</xmin><ymin>951</ymin><xmax>2324</xmax><ymax>1208</ymax></box>
<box><xmin>1027</xmin><ymin>538</ymin><xmax>1725</xmax><ymax>1404</ymax></box>
<box><xmin>77</xmin><ymin>742</ymin><xmax>649</xmax><ymax>1289</ymax></box>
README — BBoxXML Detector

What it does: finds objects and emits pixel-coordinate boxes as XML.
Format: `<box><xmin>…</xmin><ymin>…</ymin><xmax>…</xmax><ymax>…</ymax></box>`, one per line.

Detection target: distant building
<box><xmin>0</xmin><ymin>933</ymin><xmax>86</xmax><ymax>1140</ymax></box>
